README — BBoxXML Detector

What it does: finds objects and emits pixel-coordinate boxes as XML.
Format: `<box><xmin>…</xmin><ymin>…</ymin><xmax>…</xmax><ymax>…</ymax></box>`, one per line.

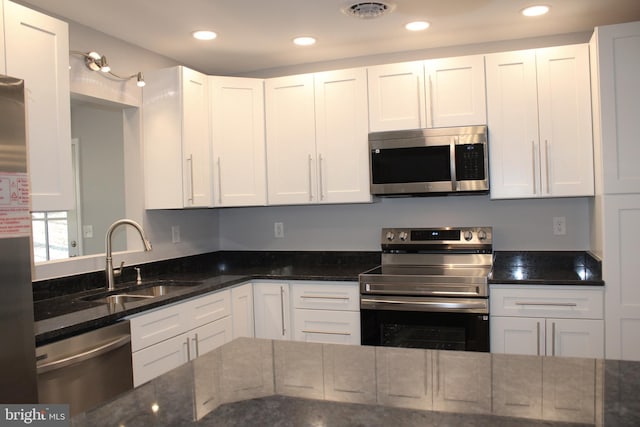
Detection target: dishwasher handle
<box><xmin>37</xmin><ymin>334</ymin><xmax>131</xmax><ymax>374</ymax></box>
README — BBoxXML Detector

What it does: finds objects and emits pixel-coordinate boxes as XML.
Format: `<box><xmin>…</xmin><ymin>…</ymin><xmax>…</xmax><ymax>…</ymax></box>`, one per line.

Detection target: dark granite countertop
<box><xmin>489</xmin><ymin>251</ymin><xmax>604</xmax><ymax>286</ymax></box>
<box><xmin>71</xmin><ymin>338</ymin><xmax>640</xmax><ymax>427</ymax></box>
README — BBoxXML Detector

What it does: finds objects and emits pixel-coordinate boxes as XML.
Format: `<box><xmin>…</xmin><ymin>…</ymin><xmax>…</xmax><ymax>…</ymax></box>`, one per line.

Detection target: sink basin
<box><xmin>81</xmin><ymin>281</ymin><xmax>202</xmax><ymax>305</ymax></box>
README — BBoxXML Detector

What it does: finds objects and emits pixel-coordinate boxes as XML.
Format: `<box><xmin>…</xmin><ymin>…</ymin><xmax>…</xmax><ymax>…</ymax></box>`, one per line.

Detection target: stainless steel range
<box><xmin>359</xmin><ymin>227</ymin><xmax>492</xmax><ymax>351</ymax></box>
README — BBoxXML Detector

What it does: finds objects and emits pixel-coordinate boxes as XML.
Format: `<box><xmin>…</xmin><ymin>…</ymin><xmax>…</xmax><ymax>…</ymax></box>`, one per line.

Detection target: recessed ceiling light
<box><xmin>405</xmin><ymin>21</ymin><xmax>430</xmax><ymax>31</ymax></box>
<box><xmin>521</xmin><ymin>5</ymin><xmax>550</xmax><ymax>17</ymax></box>
<box><xmin>293</xmin><ymin>36</ymin><xmax>316</xmax><ymax>46</ymax></box>
<box><xmin>192</xmin><ymin>30</ymin><xmax>217</xmax><ymax>41</ymax></box>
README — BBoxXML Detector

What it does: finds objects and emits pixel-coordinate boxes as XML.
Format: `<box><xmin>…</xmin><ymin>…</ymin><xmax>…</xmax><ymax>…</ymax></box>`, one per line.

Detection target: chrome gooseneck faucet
<box><xmin>105</xmin><ymin>219</ymin><xmax>152</xmax><ymax>291</ymax></box>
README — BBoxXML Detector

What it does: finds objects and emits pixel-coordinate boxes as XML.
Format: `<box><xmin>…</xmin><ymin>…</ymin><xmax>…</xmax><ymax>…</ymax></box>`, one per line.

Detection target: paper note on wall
<box><xmin>0</xmin><ymin>172</ymin><xmax>31</xmax><ymax>238</ymax></box>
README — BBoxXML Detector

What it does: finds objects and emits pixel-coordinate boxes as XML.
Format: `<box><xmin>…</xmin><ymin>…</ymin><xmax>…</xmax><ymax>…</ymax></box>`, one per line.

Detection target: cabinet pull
<box><xmin>194</xmin><ymin>333</ymin><xmax>200</xmax><ymax>358</ymax></box>
<box><xmin>552</xmin><ymin>322</ymin><xmax>556</xmax><ymax>356</ymax></box>
<box><xmin>187</xmin><ymin>154</ymin><xmax>195</xmax><ymax>203</ymax></box>
<box><xmin>536</xmin><ymin>321</ymin><xmax>541</xmax><ymax>356</ymax></box>
<box><xmin>280</xmin><ymin>286</ymin><xmax>286</xmax><ymax>336</ymax></box>
<box><xmin>185</xmin><ymin>337</ymin><xmax>191</xmax><ymax>361</ymax></box>
<box><xmin>531</xmin><ymin>141</ymin><xmax>537</xmax><ymax>194</ymax></box>
<box><xmin>301</xmin><ymin>330</ymin><xmax>351</xmax><ymax>336</ymax></box>
<box><xmin>217</xmin><ymin>157</ymin><xmax>222</xmax><ymax>205</ymax></box>
<box><xmin>300</xmin><ymin>295</ymin><xmax>350</xmax><ymax>300</ymax></box>
<box><xmin>427</xmin><ymin>74</ymin><xmax>433</xmax><ymax>128</ymax></box>
<box><xmin>514</xmin><ymin>302</ymin><xmax>578</xmax><ymax>307</ymax></box>
<box><xmin>544</xmin><ymin>139</ymin><xmax>551</xmax><ymax>194</ymax></box>
<box><xmin>308</xmin><ymin>154</ymin><xmax>314</xmax><ymax>201</ymax></box>
<box><xmin>318</xmin><ymin>154</ymin><xmax>325</xmax><ymax>201</ymax></box>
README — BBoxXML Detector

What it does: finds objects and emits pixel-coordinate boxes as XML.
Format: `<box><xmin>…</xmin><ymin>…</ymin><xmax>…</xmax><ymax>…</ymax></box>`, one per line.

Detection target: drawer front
<box><xmin>132</xmin><ymin>332</ymin><xmax>189</xmax><ymax>387</ymax></box>
<box><xmin>293</xmin><ymin>308</ymin><xmax>360</xmax><ymax>345</ymax></box>
<box><xmin>129</xmin><ymin>303</ymin><xmax>189</xmax><ymax>352</ymax></box>
<box><xmin>490</xmin><ymin>287</ymin><xmax>604</xmax><ymax>319</ymax></box>
<box><xmin>291</xmin><ymin>282</ymin><xmax>359</xmax><ymax>311</ymax></box>
<box><xmin>185</xmin><ymin>289</ymin><xmax>231</xmax><ymax>330</ymax></box>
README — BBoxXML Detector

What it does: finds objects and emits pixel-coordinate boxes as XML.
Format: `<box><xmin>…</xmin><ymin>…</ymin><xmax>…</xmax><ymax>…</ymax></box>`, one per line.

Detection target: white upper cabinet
<box><xmin>143</xmin><ymin>66</ymin><xmax>213</xmax><ymax>209</ymax></box>
<box><xmin>265</xmin><ymin>74</ymin><xmax>316</xmax><ymax>205</ymax></box>
<box><xmin>425</xmin><ymin>55</ymin><xmax>487</xmax><ymax>128</ymax></box>
<box><xmin>266</xmin><ymin>69</ymin><xmax>371</xmax><ymax>205</ymax></box>
<box><xmin>4</xmin><ymin>0</ymin><xmax>74</xmax><ymax>211</ymax></box>
<box><xmin>314</xmin><ymin>68</ymin><xmax>371</xmax><ymax>204</ymax></box>
<box><xmin>487</xmin><ymin>44</ymin><xmax>594</xmax><ymax>199</ymax></box>
<box><xmin>210</xmin><ymin>76</ymin><xmax>266</xmax><ymax>207</ymax></box>
<box><xmin>367</xmin><ymin>61</ymin><xmax>426</xmax><ymax>132</ymax></box>
<box><xmin>590</xmin><ymin>21</ymin><xmax>640</xmax><ymax>194</ymax></box>
<box><xmin>0</xmin><ymin>1</ymin><xmax>5</xmax><ymax>75</ymax></box>
<box><xmin>367</xmin><ymin>55</ymin><xmax>487</xmax><ymax>132</ymax></box>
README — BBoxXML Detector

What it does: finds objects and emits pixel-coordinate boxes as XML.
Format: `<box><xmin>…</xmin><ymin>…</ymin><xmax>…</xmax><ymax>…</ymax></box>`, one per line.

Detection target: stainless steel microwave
<box><xmin>369</xmin><ymin>125</ymin><xmax>489</xmax><ymax>196</ymax></box>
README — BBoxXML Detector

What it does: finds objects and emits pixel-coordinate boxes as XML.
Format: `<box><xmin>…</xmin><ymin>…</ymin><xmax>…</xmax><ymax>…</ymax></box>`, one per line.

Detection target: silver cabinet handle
<box><xmin>280</xmin><ymin>286</ymin><xmax>286</xmax><ymax>336</ymax></box>
<box><xmin>551</xmin><ymin>322</ymin><xmax>556</xmax><ymax>356</ymax></box>
<box><xmin>308</xmin><ymin>154</ymin><xmax>314</xmax><ymax>201</ymax></box>
<box><xmin>194</xmin><ymin>333</ymin><xmax>200</xmax><ymax>358</ymax></box>
<box><xmin>217</xmin><ymin>156</ymin><xmax>222</xmax><ymax>205</ymax></box>
<box><xmin>318</xmin><ymin>154</ymin><xmax>325</xmax><ymax>201</ymax></box>
<box><xmin>301</xmin><ymin>330</ymin><xmax>351</xmax><ymax>336</ymax></box>
<box><xmin>515</xmin><ymin>302</ymin><xmax>578</xmax><ymax>307</ymax></box>
<box><xmin>37</xmin><ymin>334</ymin><xmax>131</xmax><ymax>374</ymax></box>
<box><xmin>450</xmin><ymin>139</ymin><xmax>458</xmax><ymax>191</ymax></box>
<box><xmin>545</xmin><ymin>139</ymin><xmax>551</xmax><ymax>194</ymax></box>
<box><xmin>531</xmin><ymin>141</ymin><xmax>537</xmax><ymax>194</ymax></box>
<box><xmin>187</xmin><ymin>154</ymin><xmax>195</xmax><ymax>203</ymax></box>
<box><xmin>300</xmin><ymin>295</ymin><xmax>350</xmax><ymax>300</ymax></box>
<box><xmin>427</xmin><ymin>74</ymin><xmax>434</xmax><ymax>128</ymax></box>
<box><xmin>185</xmin><ymin>337</ymin><xmax>191</xmax><ymax>361</ymax></box>
<box><xmin>536</xmin><ymin>321</ymin><xmax>541</xmax><ymax>356</ymax></box>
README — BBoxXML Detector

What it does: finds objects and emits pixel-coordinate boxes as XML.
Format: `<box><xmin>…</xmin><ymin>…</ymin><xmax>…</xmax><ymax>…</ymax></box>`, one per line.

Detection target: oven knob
<box><xmin>478</xmin><ymin>230</ymin><xmax>488</xmax><ymax>241</ymax></box>
<box><xmin>399</xmin><ymin>231</ymin><xmax>409</xmax><ymax>241</ymax></box>
<box><xmin>463</xmin><ymin>231</ymin><xmax>473</xmax><ymax>241</ymax></box>
<box><xmin>385</xmin><ymin>231</ymin><xmax>395</xmax><ymax>241</ymax></box>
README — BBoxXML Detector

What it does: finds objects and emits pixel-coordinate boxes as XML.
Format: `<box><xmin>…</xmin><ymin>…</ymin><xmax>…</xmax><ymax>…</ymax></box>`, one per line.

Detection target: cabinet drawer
<box><xmin>129</xmin><ymin>303</ymin><xmax>189</xmax><ymax>352</ymax></box>
<box><xmin>291</xmin><ymin>282</ymin><xmax>359</xmax><ymax>311</ymax></box>
<box><xmin>132</xmin><ymin>332</ymin><xmax>189</xmax><ymax>386</ymax></box>
<box><xmin>490</xmin><ymin>287</ymin><xmax>603</xmax><ymax>319</ymax></box>
<box><xmin>184</xmin><ymin>289</ymin><xmax>231</xmax><ymax>330</ymax></box>
<box><xmin>293</xmin><ymin>309</ymin><xmax>360</xmax><ymax>345</ymax></box>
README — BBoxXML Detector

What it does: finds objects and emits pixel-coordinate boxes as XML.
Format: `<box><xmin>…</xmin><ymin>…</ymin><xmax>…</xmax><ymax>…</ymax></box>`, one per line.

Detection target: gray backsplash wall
<box><xmin>219</xmin><ymin>196</ymin><xmax>591</xmax><ymax>252</ymax></box>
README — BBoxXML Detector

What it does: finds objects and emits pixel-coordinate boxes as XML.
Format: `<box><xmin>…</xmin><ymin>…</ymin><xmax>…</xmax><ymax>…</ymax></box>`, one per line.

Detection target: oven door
<box><xmin>360</xmin><ymin>296</ymin><xmax>489</xmax><ymax>351</ymax></box>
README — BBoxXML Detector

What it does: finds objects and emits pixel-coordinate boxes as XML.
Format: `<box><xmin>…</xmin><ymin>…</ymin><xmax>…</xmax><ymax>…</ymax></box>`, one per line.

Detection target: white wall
<box><xmin>219</xmin><ymin>196</ymin><xmax>591</xmax><ymax>251</ymax></box>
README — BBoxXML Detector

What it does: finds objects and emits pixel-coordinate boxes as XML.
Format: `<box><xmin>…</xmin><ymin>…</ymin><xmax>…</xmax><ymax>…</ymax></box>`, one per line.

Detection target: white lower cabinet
<box><xmin>129</xmin><ymin>289</ymin><xmax>232</xmax><ymax>386</ymax></box>
<box><xmin>291</xmin><ymin>281</ymin><xmax>360</xmax><ymax>345</ymax></box>
<box><xmin>490</xmin><ymin>286</ymin><xmax>604</xmax><ymax>358</ymax></box>
<box><xmin>253</xmin><ymin>282</ymin><xmax>291</xmax><ymax>340</ymax></box>
<box><xmin>231</xmin><ymin>283</ymin><xmax>254</xmax><ymax>338</ymax></box>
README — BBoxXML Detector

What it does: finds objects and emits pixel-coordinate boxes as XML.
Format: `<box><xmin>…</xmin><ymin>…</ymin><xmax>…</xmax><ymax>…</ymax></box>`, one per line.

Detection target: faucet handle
<box><xmin>113</xmin><ymin>261</ymin><xmax>125</xmax><ymax>278</ymax></box>
<box><xmin>134</xmin><ymin>267</ymin><xmax>142</xmax><ymax>285</ymax></box>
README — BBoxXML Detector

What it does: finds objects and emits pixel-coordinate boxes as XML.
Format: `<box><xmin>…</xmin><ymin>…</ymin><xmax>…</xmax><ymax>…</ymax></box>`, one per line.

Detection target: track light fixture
<box><xmin>70</xmin><ymin>50</ymin><xmax>145</xmax><ymax>87</ymax></box>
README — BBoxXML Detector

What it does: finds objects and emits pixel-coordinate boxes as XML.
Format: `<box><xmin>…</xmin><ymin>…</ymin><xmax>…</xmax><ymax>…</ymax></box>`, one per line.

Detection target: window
<box><xmin>32</xmin><ymin>212</ymin><xmax>69</xmax><ymax>262</ymax></box>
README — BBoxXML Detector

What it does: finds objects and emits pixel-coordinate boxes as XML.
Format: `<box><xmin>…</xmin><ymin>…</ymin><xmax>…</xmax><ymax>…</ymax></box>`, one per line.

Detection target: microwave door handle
<box><xmin>450</xmin><ymin>138</ymin><xmax>457</xmax><ymax>191</ymax></box>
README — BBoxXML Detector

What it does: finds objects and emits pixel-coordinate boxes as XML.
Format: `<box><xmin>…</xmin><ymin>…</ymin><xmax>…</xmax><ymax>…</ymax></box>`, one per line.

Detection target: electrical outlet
<box><xmin>82</xmin><ymin>225</ymin><xmax>93</xmax><ymax>238</ymax></box>
<box><xmin>274</xmin><ymin>222</ymin><xmax>284</xmax><ymax>238</ymax></box>
<box><xmin>171</xmin><ymin>225</ymin><xmax>181</xmax><ymax>243</ymax></box>
<box><xmin>553</xmin><ymin>217</ymin><xmax>566</xmax><ymax>236</ymax></box>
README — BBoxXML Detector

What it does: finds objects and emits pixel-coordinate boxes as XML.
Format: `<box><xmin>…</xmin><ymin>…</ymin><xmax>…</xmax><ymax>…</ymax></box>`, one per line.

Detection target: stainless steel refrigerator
<box><xmin>0</xmin><ymin>75</ymin><xmax>38</xmax><ymax>402</ymax></box>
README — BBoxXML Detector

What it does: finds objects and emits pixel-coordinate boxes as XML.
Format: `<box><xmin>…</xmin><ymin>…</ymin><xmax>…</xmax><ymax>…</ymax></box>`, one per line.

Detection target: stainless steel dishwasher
<box><xmin>36</xmin><ymin>321</ymin><xmax>133</xmax><ymax>416</ymax></box>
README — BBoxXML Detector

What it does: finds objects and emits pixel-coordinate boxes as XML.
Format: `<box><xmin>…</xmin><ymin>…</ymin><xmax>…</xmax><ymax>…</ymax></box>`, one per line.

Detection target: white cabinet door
<box><xmin>5</xmin><ymin>1</ymin><xmax>74</xmax><ymax>211</ymax></box>
<box><xmin>546</xmin><ymin>318</ymin><xmax>604</xmax><ymax>358</ymax></box>
<box><xmin>231</xmin><ymin>283</ymin><xmax>255</xmax><ymax>338</ymax></box>
<box><xmin>486</xmin><ymin>50</ymin><xmax>540</xmax><ymax>199</ymax></box>
<box><xmin>425</xmin><ymin>55</ymin><xmax>486</xmax><ymax>127</ymax></box>
<box><xmin>0</xmin><ymin>1</ymin><xmax>5</xmax><ymax>75</ymax></box>
<box><xmin>143</xmin><ymin>66</ymin><xmax>212</xmax><ymax>209</ymax></box>
<box><xmin>189</xmin><ymin>316</ymin><xmax>233</xmax><ymax>358</ymax></box>
<box><xmin>132</xmin><ymin>331</ymin><xmax>190</xmax><ymax>387</ymax></box>
<box><xmin>253</xmin><ymin>282</ymin><xmax>291</xmax><ymax>340</ymax></box>
<box><xmin>491</xmin><ymin>316</ymin><xmax>544</xmax><ymax>356</ymax></box>
<box><xmin>265</xmin><ymin>74</ymin><xmax>316</xmax><ymax>205</ymax></box>
<box><xmin>314</xmin><ymin>68</ymin><xmax>371</xmax><ymax>204</ymax></box>
<box><xmin>537</xmin><ymin>45</ymin><xmax>594</xmax><ymax>197</ymax></box>
<box><xmin>185</xmin><ymin>289</ymin><xmax>231</xmax><ymax>330</ymax></box>
<box><xmin>367</xmin><ymin>61</ymin><xmax>426</xmax><ymax>132</ymax></box>
<box><xmin>210</xmin><ymin>76</ymin><xmax>266</xmax><ymax>207</ymax></box>
<box><xmin>591</xmin><ymin>22</ymin><xmax>640</xmax><ymax>194</ymax></box>
<box><xmin>487</xmin><ymin>45</ymin><xmax>594</xmax><ymax>199</ymax></box>
<box><xmin>293</xmin><ymin>309</ymin><xmax>360</xmax><ymax>344</ymax></box>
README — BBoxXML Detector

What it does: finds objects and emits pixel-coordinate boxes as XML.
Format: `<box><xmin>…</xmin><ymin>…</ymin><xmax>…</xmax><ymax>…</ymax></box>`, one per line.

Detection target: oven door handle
<box><xmin>360</xmin><ymin>297</ymin><xmax>488</xmax><ymax>313</ymax></box>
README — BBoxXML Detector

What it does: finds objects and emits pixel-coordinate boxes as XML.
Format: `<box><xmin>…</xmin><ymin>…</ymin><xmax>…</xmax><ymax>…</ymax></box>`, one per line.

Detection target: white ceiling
<box><xmin>18</xmin><ymin>0</ymin><xmax>640</xmax><ymax>75</ymax></box>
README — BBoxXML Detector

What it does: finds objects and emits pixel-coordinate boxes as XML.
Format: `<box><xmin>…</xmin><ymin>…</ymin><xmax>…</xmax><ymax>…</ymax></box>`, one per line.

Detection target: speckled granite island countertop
<box><xmin>71</xmin><ymin>338</ymin><xmax>639</xmax><ymax>427</ymax></box>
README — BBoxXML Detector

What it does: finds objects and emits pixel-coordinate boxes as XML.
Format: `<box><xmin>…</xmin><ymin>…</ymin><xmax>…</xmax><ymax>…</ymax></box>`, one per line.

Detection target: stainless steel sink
<box><xmin>82</xmin><ymin>281</ymin><xmax>201</xmax><ymax>305</ymax></box>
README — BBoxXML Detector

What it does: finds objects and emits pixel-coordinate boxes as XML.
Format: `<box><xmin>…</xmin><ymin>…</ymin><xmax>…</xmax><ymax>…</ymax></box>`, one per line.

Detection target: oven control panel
<box><xmin>381</xmin><ymin>227</ymin><xmax>492</xmax><ymax>248</ymax></box>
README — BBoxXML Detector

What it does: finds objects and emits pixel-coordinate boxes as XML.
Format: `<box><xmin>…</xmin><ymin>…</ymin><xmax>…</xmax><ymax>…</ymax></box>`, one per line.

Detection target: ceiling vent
<box><xmin>342</xmin><ymin>2</ymin><xmax>396</xmax><ymax>19</ymax></box>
